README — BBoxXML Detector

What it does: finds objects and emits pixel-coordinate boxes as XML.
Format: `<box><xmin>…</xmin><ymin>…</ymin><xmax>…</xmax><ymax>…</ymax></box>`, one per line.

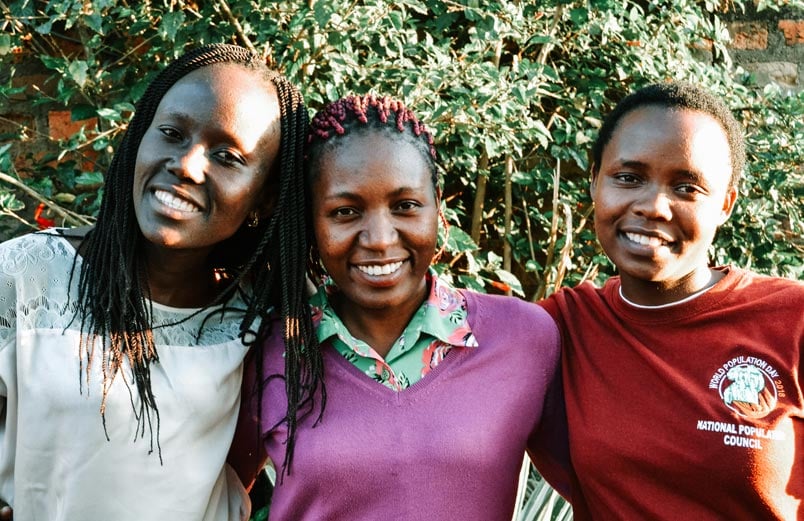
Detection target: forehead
<box><xmin>314</xmin><ymin>132</ymin><xmax>433</xmax><ymax>191</ymax></box>
<box><xmin>609</xmin><ymin>106</ymin><xmax>728</xmax><ymax>150</ymax></box>
<box><xmin>155</xmin><ymin>64</ymin><xmax>281</xmax><ymax>149</ymax></box>
<box><xmin>604</xmin><ymin>106</ymin><xmax>732</xmax><ymax>175</ymax></box>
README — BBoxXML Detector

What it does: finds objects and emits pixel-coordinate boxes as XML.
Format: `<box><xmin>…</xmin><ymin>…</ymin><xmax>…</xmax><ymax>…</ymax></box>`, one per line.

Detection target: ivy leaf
<box><xmin>68</xmin><ymin>61</ymin><xmax>89</xmax><ymax>88</ymax></box>
<box><xmin>446</xmin><ymin>226</ymin><xmax>478</xmax><ymax>253</ymax></box>
<box><xmin>159</xmin><ymin>11</ymin><xmax>185</xmax><ymax>40</ymax></box>
<box><xmin>36</xmin><ymin>20</ymin><xmax>53</xmax><ymax>35</ymax></box>
<box><xmin>0</xmin><ymin>34</ymin><xmax>11</xmax><ymax>55</ymax></box>
<box><xmin>83</xmin><ymin>12</ymin><xmax>104</xmax><ymax>34</ymax></box>
<box><xmin>71</xmin><ymin>105</ymin><xmax>96</xmax><ymax>120</ymax></box>
<box><xmin>0</xmin><ymin>192</ymin><xmax>25</xmax><ymax>212</ymax></box>
<box><xmin>75</xmin><ymin>172</ymin><xmax>104</xmax><ymax>187</ymax></box>
<box><xmin>494</xmin><ymin>269</ymin><xmax>524</xmax><ymax>297</ymax></box>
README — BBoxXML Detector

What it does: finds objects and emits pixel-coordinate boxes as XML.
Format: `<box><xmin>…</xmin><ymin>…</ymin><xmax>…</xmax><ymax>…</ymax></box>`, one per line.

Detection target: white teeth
<box><xmin>357</xmin><ymin>261</ymin><xmax>403</xmax><ymax>276</ymax></box>
<box><xmin>154</xmin><ymin>190</ymin><xmax>200</xmax><ymax>213</ymax></box>
<box><xmin>625</xmin><ymin>232</ymin><xmax>668</xmax><ymax>247</ymax></box>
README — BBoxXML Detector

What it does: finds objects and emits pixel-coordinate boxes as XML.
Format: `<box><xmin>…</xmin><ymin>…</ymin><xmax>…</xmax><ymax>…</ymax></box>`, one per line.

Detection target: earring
<box><xmin>246</xmin><ymin>211</ymin><xmax>259</xmax><ymax>228</ymax></box>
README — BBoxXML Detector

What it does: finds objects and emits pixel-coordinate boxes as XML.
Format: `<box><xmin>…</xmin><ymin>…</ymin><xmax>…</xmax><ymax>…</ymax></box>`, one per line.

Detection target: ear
<box><xmin>717</xmin><ymin>186</ymin><xmax>738</xmax><ymax>225</ymax></box>
<box><xmin>589</xmin><ymin>165</ymin><xmax>599</xmax><ymax>202</ymax></box>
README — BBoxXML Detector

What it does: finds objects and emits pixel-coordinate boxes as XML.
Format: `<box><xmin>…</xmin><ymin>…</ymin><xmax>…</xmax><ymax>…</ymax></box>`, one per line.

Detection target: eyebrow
<box><xmin>154</xmin><ymin>110</ymin><xmax>192</xmax><ymax>123</ymax></box>
<box><xmin>615</xmin><ymin>159</ymin><xmax>648</xmax><ymax>170</ymax></box>
<box><xmin>615</xmin><ymin>160</ymin><xmax>709</xmax><ymax>185</ymax></box>
<box><xmin>154</xmin><ymin>111</ymin><xmax>252</xmax><ymax>152</ymax></box>
<box><xmin>322</xmin><ymin>185</ymin><xmax>428</xmax><ymax>200</ymax></box>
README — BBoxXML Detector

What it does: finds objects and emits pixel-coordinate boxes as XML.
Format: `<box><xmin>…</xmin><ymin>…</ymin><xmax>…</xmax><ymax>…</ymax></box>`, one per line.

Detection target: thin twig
<box><xmin>0</xmin><ymin>172</ymin><xmax>94</xmax><ymax>226</ymax></box>
<box><xmin>216</xmin><ymin>0</ymin><xmax>257</xmax><ymax>54</ymax></box>
<box><xmin>537</xmin><ymin>160</ymin><xmax>561</xmax><ymax>299</ymax></box>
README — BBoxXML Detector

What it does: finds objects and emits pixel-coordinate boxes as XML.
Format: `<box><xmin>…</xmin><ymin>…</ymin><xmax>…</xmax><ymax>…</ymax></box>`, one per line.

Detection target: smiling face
<box><xmin>312</xmin><ymin>131</ymin><xmax>439</xmax><ymax>321</ymax></box>
<box><xmin>592</xmin><ymin>106</ymin><xmax>738</xmax><ymax>304</ymax></box>
<box><xmin>133</xmin><ymin>63</ymin><xmax>281</xmax><ymax>258</ymax></box>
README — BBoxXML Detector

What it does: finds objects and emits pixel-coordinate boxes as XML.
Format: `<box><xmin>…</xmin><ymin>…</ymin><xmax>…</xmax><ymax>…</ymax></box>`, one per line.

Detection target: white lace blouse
<box><xmin>0</xmin><ymin>231</ymin><xmax>253</xmax><ymax>521</ymax></box>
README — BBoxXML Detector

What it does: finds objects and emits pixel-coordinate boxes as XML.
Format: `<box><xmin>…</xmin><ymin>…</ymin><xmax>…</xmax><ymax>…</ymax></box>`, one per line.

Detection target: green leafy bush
<box><xmin>1</xmin><ymin>1</ymin><xmax>802</xmax><ymax>518</ymax></box>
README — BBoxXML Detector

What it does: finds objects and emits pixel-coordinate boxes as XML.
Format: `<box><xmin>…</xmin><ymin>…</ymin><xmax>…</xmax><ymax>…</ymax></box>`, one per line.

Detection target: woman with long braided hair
<box><xmin>230</xmin><ymin>93</ymin><xmax>569</xmax><ymax>520</ymax></box>
<box><xmin>0</xmin><ymin>43</ymin><xmax>321</xmax><ymax>520</ymax></box>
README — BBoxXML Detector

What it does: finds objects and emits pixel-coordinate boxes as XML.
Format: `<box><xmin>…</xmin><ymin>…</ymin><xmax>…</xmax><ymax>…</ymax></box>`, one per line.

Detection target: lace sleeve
<box><xmin>0</xmin><ymin>237</ymin><xmax>19</xmax><ymax>405</ymax></box>
<box><xmin>0</xmin><ymin>238</ymin><xmax>19</xmax><ymax>354</ymax></box>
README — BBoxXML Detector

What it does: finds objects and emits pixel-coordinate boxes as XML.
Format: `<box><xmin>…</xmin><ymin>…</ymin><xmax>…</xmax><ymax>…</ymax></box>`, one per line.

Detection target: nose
<box><xmin>168</xmin><ymin>144</ymin><xmax>207</xmax><ymax>184</ymax></box>
<box><xmin>359</xmin><ymin>211</ymin><xmax>398</xmax><ymax>251</ymax></box>
<box><xmin>632</xmin><ymin>187</ymin><xmax>673</xmax><ymax>221</ymax></box>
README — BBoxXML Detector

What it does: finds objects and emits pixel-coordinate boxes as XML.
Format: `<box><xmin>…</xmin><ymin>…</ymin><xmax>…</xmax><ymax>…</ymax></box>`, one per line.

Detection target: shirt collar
<box><xmin>310</xmin><ymin>269</ymin><xmax>477</xmax><ymax>350</ymax></box>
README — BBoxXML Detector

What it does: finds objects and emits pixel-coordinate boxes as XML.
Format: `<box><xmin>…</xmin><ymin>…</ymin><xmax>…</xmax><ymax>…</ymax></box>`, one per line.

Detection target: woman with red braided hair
<box><xmin>231</xmin><ymin>93</ymin><xmax>570</xmax><ymax>520</ymax></box>
<box><xmin>0</xmin><ymin>43</ymin><xmax>322</xmax><ymax>520</ymax></box>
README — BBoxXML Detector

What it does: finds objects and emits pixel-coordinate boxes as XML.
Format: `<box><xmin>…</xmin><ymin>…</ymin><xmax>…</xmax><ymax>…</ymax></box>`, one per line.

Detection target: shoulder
<box><xmin>538</xmin><ymin>279</ymin><xmax>610</xmax><ymax>321</ymax></box>
<box><xmin>463</xmin><ymin>290</ymin><xmax>546</xmax><ymax>321</ymax></box>
<box><xmin>463</xmin><ymin>290</ymin><xmax>559</xmax><ymax>343</ymax></box>
<box><xmin>0</xmin><ymin>230</ymin><xmax>75</xmax><ymax>277</ymax></box>
<box><xmin>727</xmin><ymin>267</ymin><xmax>804</xmax><ymax>304</ymax></box>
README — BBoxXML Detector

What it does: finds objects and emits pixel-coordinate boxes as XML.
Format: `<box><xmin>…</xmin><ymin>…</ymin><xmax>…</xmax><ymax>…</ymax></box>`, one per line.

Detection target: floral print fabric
<box><xmin>311</xmin><ymin>270</ymin><xmax>478</xmax><ymax>391</ymax></box>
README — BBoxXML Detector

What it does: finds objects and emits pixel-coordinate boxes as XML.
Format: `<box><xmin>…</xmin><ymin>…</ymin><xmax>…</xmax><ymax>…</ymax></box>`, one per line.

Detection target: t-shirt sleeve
<box><xmin>526</xmin><ymin>312</ymin><xmax>572</xmax><ymax>500</ymax></box>
<box><xmin>537</xmin><ymin>292</ymin><xmax>564</xmax><ymax>330</ymax></box>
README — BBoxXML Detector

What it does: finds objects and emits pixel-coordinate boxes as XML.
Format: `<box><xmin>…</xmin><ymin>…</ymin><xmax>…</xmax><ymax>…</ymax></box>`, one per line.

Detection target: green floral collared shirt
<box><xmin>310</xmin><ymin>270</ymin><xmax>478</xmax><ymax>391</ymax></box>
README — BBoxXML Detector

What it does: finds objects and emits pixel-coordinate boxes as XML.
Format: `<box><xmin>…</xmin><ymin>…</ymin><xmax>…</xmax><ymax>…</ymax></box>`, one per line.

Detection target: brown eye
<box><xmin>676</xmin><ymin>184</ymin><xmax>703</xmax><ymax>195</ymax></box>
<box><xmin>396</xmin><ymin>200</ymin><xmax>421</xmax><ymax>211</ymax></box>
<box><xmin>158</xmin><ymin>126</ymin><xmax>182</xmax><ymax>140</ymax></box>
<box><xmin>614</xmin><ymin>173</ymin><xmax>641</xmax><ymax>185</ymax></box>
<box><xmin>214</xmin><ymin>149</ymin><xmax>245</xmax><ymax>167</ymax></box>
<box><xmin>332</xmin><ymin>207</ymin><xmax>358</xmax><ymax>218</ymax></box>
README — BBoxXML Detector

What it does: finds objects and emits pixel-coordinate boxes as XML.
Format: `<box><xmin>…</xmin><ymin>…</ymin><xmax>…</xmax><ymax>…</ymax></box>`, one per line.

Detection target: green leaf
<box><xmin>68</xmin><ymin>61</ymin><xmax>89</xmax><ymax>88</ymax></box>
<box><xmin>446</xmin><ymin>225</ymin><xmax>478</xmax><ymax>253</ymax></box>
<box><xmin>0</xmin><ymin>193</ymin><xmax>25</xmax><ymax>212</ymax></box>
<box><xmin>36</xmin><ymin>20</ymin><xmax>53</xmax><ymax>35</ymax></box>
<box><xmin>72</xmin><ymin>104</ymin><xmax>97</xmax><ymax>120</ymax></box>
<box><xmin>313</xmin><ymin>2</ymin><xmax>332</xmax><ymax>27</ymax></box>
<box><xmin>494</xmin><ymin>269</ymin><xmax>524</xmax><ymax>297</ymax></box>
<box><xmin>75</xmin><ymin>172</ymin><xmax>104</xmax><ymax>186</ymax></box>
<box><xmin>388</xmin><ymin>11</ymin><xmax>404</xmax><ymax>30</ymax></box>
<box><xmin>0</xmin><ymin>34</ymin><xmax>11</xmax><ymax>55</ymax></box>
<box><xmin>96</xmin><ymin>108</ymin><xmax>123</xmax><ymax>121</ymax></box>
<box><xmin>83</xmin><ymin>12</ymin><xmax>104</xmax><ymax>34</ymax></box>
<box><xmin>570</xmin><ymin>8</ymin><xmax>589</xmax><ymax>26</ymax></box>
<box><xmin>457</xmin><ymin>275</ymin><xmax>486</xmax><ymax>293</ymax></box>
<box><xmin>158</xmin><ymin>10</ymin><xmax>186</xmax><ymax>40</ymax></box>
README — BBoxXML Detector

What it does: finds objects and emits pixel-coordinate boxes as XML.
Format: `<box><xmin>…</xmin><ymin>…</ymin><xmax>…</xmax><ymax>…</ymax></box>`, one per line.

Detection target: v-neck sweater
<box><xmin>248</xmin><ymin>290</ymin><xmax>568</xmax><ymax>520</ymax></box>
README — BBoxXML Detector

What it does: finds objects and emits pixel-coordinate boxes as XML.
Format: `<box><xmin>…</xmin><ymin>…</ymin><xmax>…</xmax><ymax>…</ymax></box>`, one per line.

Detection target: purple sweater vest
<box><xmin>258</xmin><ymin>291</ymin><xmax>567</xmax><ymax>520</ymax></box>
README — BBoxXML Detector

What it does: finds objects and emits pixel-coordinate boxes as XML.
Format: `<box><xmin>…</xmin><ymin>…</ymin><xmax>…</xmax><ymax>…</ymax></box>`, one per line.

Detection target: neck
<box><xmin>143</xmin><ymin>245</ymin><xmax>221</xmax><ymax>308</ymax></box>
<box><xmin>332</xmin><ymin>291</ymin><xmax>427</xmax><ymax>359</ymax></box>
<box><xmin>620</xmin><ymin>267</ymin><xmax>724</xmax><ymax>307</ymax></box>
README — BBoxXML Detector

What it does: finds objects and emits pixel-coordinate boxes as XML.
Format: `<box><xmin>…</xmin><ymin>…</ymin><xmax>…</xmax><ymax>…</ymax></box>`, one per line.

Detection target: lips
<box><xmin>153</xmin><ymin>189</ymin><xmax>202</xmax><ymax>213</ymax></box>
<box><xmin>356</xmin><ymin>261</ymin><xmax>404</xmax><ymax>276</ymax></box>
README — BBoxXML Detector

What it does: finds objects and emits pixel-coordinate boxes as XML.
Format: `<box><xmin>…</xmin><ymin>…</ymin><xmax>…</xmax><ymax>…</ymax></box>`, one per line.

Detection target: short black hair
<box><xmin>592</xmin><ymin>81</ymin><xmax>745</xmax><ymax>190</ymax></box>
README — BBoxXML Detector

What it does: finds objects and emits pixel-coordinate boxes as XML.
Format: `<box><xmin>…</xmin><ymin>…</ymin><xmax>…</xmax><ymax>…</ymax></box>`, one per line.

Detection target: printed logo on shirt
<box><xmin>707</xmin><ymin>355</ymin><xmax>783</xmax><ymax>418</ymax></box>
<box><xmin>696</xmin><ymin>355</ymin><xmax>788</xmax><ymax>450</ymax></box>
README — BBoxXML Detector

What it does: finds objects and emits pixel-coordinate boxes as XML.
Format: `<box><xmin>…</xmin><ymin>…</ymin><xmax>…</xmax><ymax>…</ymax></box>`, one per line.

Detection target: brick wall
<box><xmin>721</xmin><ymin>3</ymin><xmax>804</xmax><ymax>91</ymax></box>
